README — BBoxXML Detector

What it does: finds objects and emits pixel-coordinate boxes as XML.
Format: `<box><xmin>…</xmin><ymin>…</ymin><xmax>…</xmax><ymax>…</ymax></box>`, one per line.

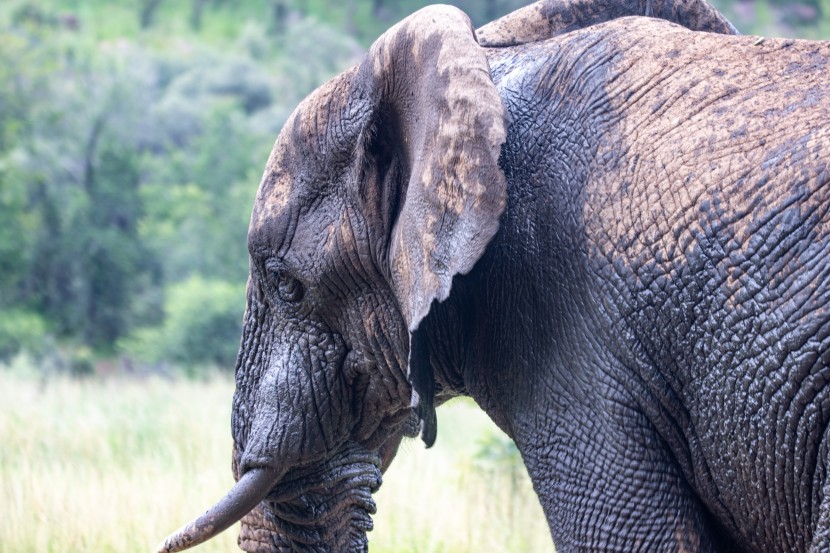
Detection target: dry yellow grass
<box><xmin>0</xmin><ymin>370</ymin><xmax>552</xmax><ymax>552</ymax></box>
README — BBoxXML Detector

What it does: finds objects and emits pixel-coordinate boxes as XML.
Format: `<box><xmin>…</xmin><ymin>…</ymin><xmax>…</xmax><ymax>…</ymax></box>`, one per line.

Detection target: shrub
<box><xmin>68</xmin><ymin>345</ymin><xmax>95</xmax><ymax>377</ymax></box>
<box><xmin>0</xmin><ymin>309</ymin><xmax>48</xmax><ymax>362</ymax></box>
<box><xmin>473</xmin><ymin>426</ymin><xmax>525</xmax><ymax>488</ymax></box>
<box><xmin>165</xmin><ymin>276</ymin><xmax>245</xmax><ymax>369</ymax></box>
<box><xmin>121</xmin><ymin>276</ymin><xmax>245</xmax><ymax>374</ymax></box>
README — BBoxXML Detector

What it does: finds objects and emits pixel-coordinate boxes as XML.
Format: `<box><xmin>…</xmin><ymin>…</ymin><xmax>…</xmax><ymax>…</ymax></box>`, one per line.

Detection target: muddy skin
<box><xmin>448</xmin><ymin>18</ymin><xmax>830</xmax><ymax>553</ymax></box>
<box><xmin>159</xmin><ymin>1</ymin><xmax>830</xmax><ymax>552</ymax></box>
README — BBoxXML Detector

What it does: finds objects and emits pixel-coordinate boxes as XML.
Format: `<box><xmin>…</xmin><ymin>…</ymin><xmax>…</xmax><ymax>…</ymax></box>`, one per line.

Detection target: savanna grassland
<box><xmin>0</xmin><ymin>369</ymin><xmax>553</xmax><ymax>553</ymax></box>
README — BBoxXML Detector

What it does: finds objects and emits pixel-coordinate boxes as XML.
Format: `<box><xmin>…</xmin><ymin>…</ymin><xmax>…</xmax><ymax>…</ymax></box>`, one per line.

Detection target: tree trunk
<box><xmin>139</xmin><ymin>0</ymin><xmax>164</xmax><ymax>29</ymax></box>
<box><xmin>272</xmin><ymin>0</ymin><xmax>287</xmax><ymax>34</ymax></box>
<box><xmin>190</xmin><ymin>0</ymin><xmax>206</xmax><ymax>31</ymax></box>
<box><xmin>484</xmin><ymin>0</ymin><xmax>499</xmax><ymax>22</ymax></box>
<box><xmin>345</xmin><ymin>0</ymin><xmax>357</xmax><ymax>34</ymax></box>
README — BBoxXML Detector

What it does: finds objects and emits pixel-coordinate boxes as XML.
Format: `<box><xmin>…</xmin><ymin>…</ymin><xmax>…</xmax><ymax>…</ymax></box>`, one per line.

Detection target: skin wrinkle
<box><xmin>564</xmin><ymin>18</ymin><xmax>828</xmax><ymax>552</ymax></box>
<box><xmin>368</xmin><ymin>9</ymin><xmax>507</xmax><ymax>329</ymax></box>
<box><xmin>596</xmin><ymin>54</ymin><xmax>828</xmax><ymax>268</ymax></box>
<box><xmin>238</xmin><ymin>448</ymin><xmax>381</xmax><ymax>551</ymax></box>
<box><xmin>345</xmin><ymin>206</ymin><xmax>382</xmax><ymax>286</ymax></box>
<box><xmin>323</xmin><ymin>263</ymin><xmax>352</xmax><ymax>304</ymax></box>
<box><xmin>305</xmin><ymin>338</ymin><xmax>333</xmax><ymax>453</ymax></box>
<box><xmin>798</xmin><ymin>363</ymin><xmax>830</xmax><ymax>519</ymax></box>
<box><xmin>334</xmin><ymin>216</ymin><xmax>363</xmax><ymax>293</ymax></box>
<box><xmin>366</xmin><ymin>326</ymin><xmax>401</xmax><ymax>417</ymax></box>
<box><xmin>426</xmin><ymin>10</ymin><xmax>830</xmax><ymax>548</ymax></box>
<box><xmin>327</xmin><ymin>208</ymin><xmax>413</xmax><ymax>417</ymax></box>
<box><xmin>204</xmin><ymin>3</ymin><xmax>830</xmax><ymax>553</ymax></box>
<box><xmin>239</xmin><ymin>67</ymin><xmax>418</xmax><ymax>540</ymax></box>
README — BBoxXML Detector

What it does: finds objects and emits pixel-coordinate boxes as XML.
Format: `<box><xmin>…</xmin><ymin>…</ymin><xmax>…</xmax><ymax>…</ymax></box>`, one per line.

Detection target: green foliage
<box><xmin>277</xmin><ymin>17</ymin><xmax>365</xmax><ymax>103</ymax></box>
<box><xmin>140</xmin><ymin>103</ymin><xmax>269</xmax><ymax>284</ymax></box>
<box><xmin>67</xmin><ymin>345</ymin><xmax>95</xmax><ymax>377</ymax></box>
<box><xmin>121</xmin><ymin>276</ymin><xmax>245</xmax><ymax>372</ymax></box>
<box><xmin>162</xmin><ymin>276</ymin><xmax>246</xmax><ymax>370</ymax></box>
<box><xmin>0</xmin><ymin>28</ymin><xmax>53</xmax><ymax>308</ymax></box>
<box><xmin>754</xmin><ymin>0</ymin><xmax>775</xmax><ymax>31</ymax></box>
<box><xmin>710</xmin><ymin>0</ymin><xmax>830</xmax><ymax>37</ymax></box>
<box><xmin>473</xmin><ymin>426</ymin><xmax>525</xmax><ymax>486</ymax></box>
<box><xmin>0</xmin><ymin>309</ymin><xmax>48</xmax><ymax>361</ymax></box>
<box><xmin>813</xmin><ymin>0</ymin><xmax>830</xmax><ymax>38</ymax></box>
<box><xmin>0</xmin><ymin>2</ymin><xmax>279</xmax><ymax>369</ymax></box>
<box><xmin>15</xmin><ymin>71</ymin><xmax>156</xmax><ymax>348</ymax></box>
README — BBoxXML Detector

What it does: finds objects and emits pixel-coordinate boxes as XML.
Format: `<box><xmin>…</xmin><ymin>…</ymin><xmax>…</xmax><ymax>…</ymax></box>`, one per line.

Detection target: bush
<box><xmin>68</xmin><ymin>345</ymin><xmax>95</xmax><ymax>377</ymax></box>
<box><xmin>121</xmin><ymin>276</ymin><xmax>245</xmax><ymax>374</ymax></box>
<box><xmin>473</xmin><ymin>426</ymin><xmax>525</xmax><ymax>489</ymax></box>
<box><xmin>0</xmin><ymin>309</ymin><xmax>48</xmax><ymax>362</ymax></box>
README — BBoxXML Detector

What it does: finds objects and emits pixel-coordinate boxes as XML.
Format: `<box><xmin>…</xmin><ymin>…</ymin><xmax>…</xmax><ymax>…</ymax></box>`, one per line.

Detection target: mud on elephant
<box><xmin>158</xmin><ymin>0</ymin><xmax>830</xmax><ymax>551</ymax></box>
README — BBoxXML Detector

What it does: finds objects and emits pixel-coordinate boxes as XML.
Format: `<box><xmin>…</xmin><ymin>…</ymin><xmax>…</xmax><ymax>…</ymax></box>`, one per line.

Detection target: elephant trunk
<box><xmin>156</xmin><ymin>466</ymin><xmax>283</xmax><ymax>553</ymax></box>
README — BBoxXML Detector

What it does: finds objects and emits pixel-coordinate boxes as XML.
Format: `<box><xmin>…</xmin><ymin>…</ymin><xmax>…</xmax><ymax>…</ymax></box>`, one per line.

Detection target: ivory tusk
<box><xmin>156</xmin><ymin>466</ymin><xmax>282</xmax><ymax>553</ymax></box>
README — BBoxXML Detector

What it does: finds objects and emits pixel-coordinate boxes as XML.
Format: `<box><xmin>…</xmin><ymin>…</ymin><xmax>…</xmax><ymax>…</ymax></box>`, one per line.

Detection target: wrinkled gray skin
<box><xmin>158</xmin><ymin>0</ymin><xmax>830</xmax><ymax>552</ymax></box>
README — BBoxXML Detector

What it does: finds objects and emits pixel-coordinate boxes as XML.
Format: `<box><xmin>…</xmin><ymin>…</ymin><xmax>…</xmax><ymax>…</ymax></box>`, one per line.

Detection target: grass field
<box><xmin>0</xmin><ymin>370</ymin><xmax>553</xmax><ymax>552</ymax></box>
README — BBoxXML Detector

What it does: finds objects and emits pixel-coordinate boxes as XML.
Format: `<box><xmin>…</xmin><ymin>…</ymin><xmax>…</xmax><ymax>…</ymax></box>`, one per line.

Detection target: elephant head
<box><xmin>157</xmin><ymin>5</ymin><xmax>507</xmax><ymax>552</ymax></box>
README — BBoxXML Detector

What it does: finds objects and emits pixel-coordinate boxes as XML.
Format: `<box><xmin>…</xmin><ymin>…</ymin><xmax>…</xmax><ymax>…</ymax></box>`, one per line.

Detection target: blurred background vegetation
<box><xmin>0</xmin><ymin>372</ymin><xmax>550</xmax><ymax>552</ymax></box>
<box><xmin>0</xmin><ymin>0</ymin><xmax>828</xmax><ymax>378</ymax></box>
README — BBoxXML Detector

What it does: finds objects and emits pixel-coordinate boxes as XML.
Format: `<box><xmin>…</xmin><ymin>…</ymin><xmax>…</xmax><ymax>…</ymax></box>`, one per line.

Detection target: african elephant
<box><xmin>158</xmin><ymin>0</ymin><xmax>830</xmax><ymax>551</ymax></box>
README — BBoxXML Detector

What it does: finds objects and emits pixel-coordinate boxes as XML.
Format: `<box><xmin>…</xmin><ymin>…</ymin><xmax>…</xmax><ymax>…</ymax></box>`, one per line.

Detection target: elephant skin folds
<box><xmin>477</xmin><ymin>16</ymin><xmax>830</xmax><ymax>553</ymax></box>
<box><xmin>159</xmin><ymin>3</ymin><xmax>830</xmax><ymax>553</ymax></box>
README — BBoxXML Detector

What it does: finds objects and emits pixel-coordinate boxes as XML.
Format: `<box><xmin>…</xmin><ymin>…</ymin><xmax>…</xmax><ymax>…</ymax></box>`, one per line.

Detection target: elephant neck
<box><xmin>421</xmin><ymin>257</ymin><xmax>613</xmax><ymax>441</ymax></box>
<box><xmin>421</xmin><ymin>118</ymin><xmax>618</xmax><ymax>441</ymax></box>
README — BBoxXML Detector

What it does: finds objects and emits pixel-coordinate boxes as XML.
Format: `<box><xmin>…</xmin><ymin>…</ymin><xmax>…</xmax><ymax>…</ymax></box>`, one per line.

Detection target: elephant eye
<box><xmin>275</xmin><ymin>273</ymin><xmax>304</xmax><ymax>303</ymax></box>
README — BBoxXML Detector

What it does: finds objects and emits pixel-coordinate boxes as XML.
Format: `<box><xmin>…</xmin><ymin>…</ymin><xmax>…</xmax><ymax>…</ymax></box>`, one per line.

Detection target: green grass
<box><xmin>0</xmin><ymin>371</ymin><xmax>553</xmax><ymax>552</ymax></box>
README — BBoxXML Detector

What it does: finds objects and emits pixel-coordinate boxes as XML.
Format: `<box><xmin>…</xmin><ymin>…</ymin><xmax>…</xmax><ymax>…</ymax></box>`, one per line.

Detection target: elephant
<box><xmin>158</xmin><ymin>0</ymin><xmax>830</xmax><ymax>551</ymax></box>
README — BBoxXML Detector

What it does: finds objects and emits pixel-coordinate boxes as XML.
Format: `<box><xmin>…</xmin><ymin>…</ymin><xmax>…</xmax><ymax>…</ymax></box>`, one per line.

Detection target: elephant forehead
<box><xmin>249</xmin><ymin>190</ymin><xmax>346</xmax><ymax>265</ymax></box>
<box><xmin>250</xmin><ymin>69</ymin><xmax>360</xmax><ymax>244</ymax></box>
<box><xmin>250</xmin><ymin>142</ymin><xmax>292</xmax><ymax>234</ymax></box>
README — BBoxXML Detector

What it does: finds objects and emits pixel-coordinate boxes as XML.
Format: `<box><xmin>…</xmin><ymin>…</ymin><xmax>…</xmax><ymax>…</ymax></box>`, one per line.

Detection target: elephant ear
<box><xmin>352</xmin><ymin>6</ymin><xmax>506</xmax><ymax>446</ymax></box>
<box><xmin>356</xmin><ymin>5</ymin><xmax>508</xmax><ymax>333</ymax></box>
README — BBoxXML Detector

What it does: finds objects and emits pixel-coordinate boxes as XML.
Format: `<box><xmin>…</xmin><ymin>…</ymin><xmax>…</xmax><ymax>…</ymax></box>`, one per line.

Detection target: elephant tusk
<box><xmin>156</xmin><ymin>466</ymin><xmax>282</xmax><ymax>553</ymax></box>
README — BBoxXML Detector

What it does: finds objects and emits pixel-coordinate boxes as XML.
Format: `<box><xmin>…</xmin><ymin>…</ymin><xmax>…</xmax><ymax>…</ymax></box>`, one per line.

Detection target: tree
<box><xmin>140</xmin><ymin>0</ymin><xmax>165</xmax><ymax>29</ymax></box>
<box><xmin>190</xmin><ymin>0</ymin><xmax>206</xmax><ymax>30</ymax></box>
<box><xmin>272</xmin><ymin>0</ymin><xmax>288</xmax><ymax>34</ymax></box>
